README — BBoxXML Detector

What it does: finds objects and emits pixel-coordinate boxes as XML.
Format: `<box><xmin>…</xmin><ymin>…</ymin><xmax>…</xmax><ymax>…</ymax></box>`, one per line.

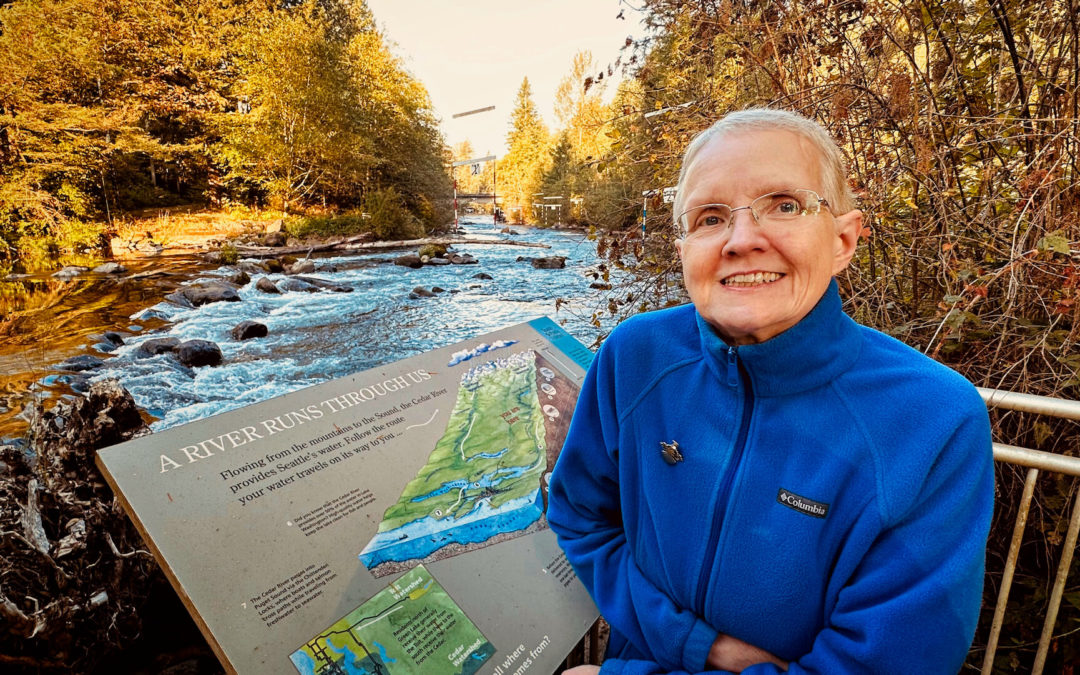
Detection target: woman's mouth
<box><xmin>721</xmin><ymin>272</ymin><xmax>784</xmax><ymax>287</ymax></box>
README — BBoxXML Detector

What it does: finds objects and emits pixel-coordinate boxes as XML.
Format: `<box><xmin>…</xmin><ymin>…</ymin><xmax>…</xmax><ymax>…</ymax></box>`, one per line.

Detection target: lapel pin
<box><xmin>660</xmin><ymin>440</ymin><xmax>684</xmax><ymax>465</ymax></box>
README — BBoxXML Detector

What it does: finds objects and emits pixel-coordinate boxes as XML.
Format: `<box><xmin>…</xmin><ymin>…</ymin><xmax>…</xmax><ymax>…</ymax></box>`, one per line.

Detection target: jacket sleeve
<box><xmin>547</xmin><ymin>340</ymin><xmax>717</xmax><ymax>672</ymax></box>
<box><xmin>742</xmin><ymin>407</ymin><xmax>995</xmax><ymax>675</ymax></box>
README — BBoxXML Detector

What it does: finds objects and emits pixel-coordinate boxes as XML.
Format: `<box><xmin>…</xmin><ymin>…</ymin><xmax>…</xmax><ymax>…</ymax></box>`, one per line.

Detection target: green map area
<box><xmin>289</xmin><ymin>565</ymin><xmax>494</xmax><ymax>675</ymax></box>
<box><xmin>359</xmin><ymin>350</ymin><xmax>549</xmax><ymax>572</ymax></box>
<box><xmin>382</xmin><ymin>350</ymin><xmax>545</xmax><ymax>530</ymax></box>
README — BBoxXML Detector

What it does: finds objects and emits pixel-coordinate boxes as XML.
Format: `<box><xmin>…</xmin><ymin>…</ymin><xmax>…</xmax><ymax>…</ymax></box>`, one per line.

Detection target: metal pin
<box><xmin>660</xmin><ymin>440</ymin><xmax>683</xmax><ymax>465</ymax></box>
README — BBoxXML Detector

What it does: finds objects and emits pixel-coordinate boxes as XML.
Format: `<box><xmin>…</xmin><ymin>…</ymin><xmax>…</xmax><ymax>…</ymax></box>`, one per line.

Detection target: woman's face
<box><xmin>675</xmin><ymin>130</ymin><xmax>862</xmax><ymax>345</ymax></box>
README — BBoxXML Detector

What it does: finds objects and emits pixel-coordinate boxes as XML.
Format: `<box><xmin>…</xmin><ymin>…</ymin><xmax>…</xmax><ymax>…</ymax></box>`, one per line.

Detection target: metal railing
<box><xmin>978</xmin><ymin>387</ymin><xmax>1080</xmax><ymax>675</ymax></box>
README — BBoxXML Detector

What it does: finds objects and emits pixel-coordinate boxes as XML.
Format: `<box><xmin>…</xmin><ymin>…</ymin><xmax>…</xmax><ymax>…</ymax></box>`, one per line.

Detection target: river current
<box><xmin>0</xmin><ymin>217</ymin><xmax>622</xmax><ymax>438</ymax></box>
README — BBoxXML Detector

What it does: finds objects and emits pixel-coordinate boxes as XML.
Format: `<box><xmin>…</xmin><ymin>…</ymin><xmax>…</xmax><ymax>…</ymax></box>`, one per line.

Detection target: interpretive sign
<box><xmin>96</xmin><ymin>318</ymin><xmax>598</xmax><ymax>675</ymax></box>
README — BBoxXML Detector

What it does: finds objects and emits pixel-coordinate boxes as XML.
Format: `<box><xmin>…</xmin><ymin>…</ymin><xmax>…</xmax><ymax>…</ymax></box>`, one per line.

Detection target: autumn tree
<box><xmin>499</xmin><ymin>78</ymin><xmax>550</xmax><ymax>223</ymax></box>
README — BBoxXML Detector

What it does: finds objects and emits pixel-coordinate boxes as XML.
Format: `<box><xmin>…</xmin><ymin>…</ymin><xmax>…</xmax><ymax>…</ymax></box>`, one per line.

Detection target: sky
<box><xmin>365</xmin><ymin>0</ymin><xmax>644</xmax><ymax>157</ymax></box>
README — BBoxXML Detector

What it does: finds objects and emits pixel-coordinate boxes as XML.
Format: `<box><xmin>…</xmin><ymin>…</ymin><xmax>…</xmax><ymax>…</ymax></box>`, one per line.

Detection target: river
<box><xmin>0</xmin><ymin>217</ymin><xmax>623</xmax><ymax>440</ymax></box>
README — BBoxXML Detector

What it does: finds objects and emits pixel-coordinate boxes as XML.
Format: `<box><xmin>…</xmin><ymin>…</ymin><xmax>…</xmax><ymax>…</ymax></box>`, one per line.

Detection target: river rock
<box><xmin>276</xmin><ymin>277</ymin><xmax>322</xmax><ymax>293</ymax></box>
<box><xmin>293</xmin><ymin>275</ymin><xmax>352</xmax><ymax>292</ymax></box>
<box><xmin>52</xmin><ymin>266</ymin><xmax>88</xmax><ymax>280</ymax></box>
<box><xmin>262</xmin><ymin>259</ymin><xmax>284</xmax><ymax>273</ymax></box>
<box><xmin>394</xmin><ymin>254</ymin><xmax>423</xmax><ymax>269</ymax></box>
<box><xmin>410</xmin><ymin>286</ymin><xmax>436</xmax><ymax>298</ymax></box>
<box><xmin>288</xmin><ymin>259</ymin><xmax>316</xmax><ymax>274</ymax></box>
<box><xmin>54</xmin><ymin>373</ymin><xmax>91</xmax><ymax>393</ymax></box>
<box><xmin>134</xmin><ymin>337</ymin><xmax>181</xmax><ymax>358</ymax></box>
<box><xmin>590</xmin><ymin>281</ymin><xmax>613</xmax><ymax>290</ymax></box>
<box><xmin>103</xmin><ymin>331</ymin><xmax>125</xmax><ymax>346</ymax></box>
<box><xmin>255</xmin><ymin>277</ymin><xmax>280</xmax><ymax>294</ymax></box>
<box><xmin>425</xmin><ymin>257</ymin><xmax>451</xmax><ymax>266</ymax></box>
<box><xmin>261</xmin><ymin>232</ymin><xmax>287</xmax><ymax>247</ymax></box>
<box><xmin>231</xmin><ymin>321</ymin><xmax>268</xmax><ymax>341</ymax></box>
<box><xmin>500</xmin><ymin>227</ymin><xmax>521</xmax><ymax>235</ymax></box>
<box><xmin>432</xmin><ymin>286</ymin><xmax>446</xmax><ymax>293</ymax></box>
<box><xmin>171</xmin><ymin>282</ymin><xmax>241</xmax><ymax>306</ymax></box>
<box><xmin>229</xmin><ymin>270</ymin><xmax>251</xmax><ymax>286</ymax></box>
<box><xmin>92</xmin><ymin>262</ymin><xmax>126</xmax><ymax>274</ymax></box>
<box><xmin>472</xmin><ymin>272</ymin><xmax>493</xmax><ymax>280</ymax></box>
<box><xmin>56</xmin><ymin>355</ymin><xmax>105</xmax><ymax>372</ymax></box>
<box><xmin>177</xmin><ymin>339</ymin><xmax>223</xmax><ymax>367</ymax></box>
<box><xmin>447</xmin><ymin>253</ymin><xmax>477</xmax><ymax>265</ymax></box>
<box><xmin>529</xmin><ymin>256</ymin><xmax>567</xmax><ymax>269</ymax></box>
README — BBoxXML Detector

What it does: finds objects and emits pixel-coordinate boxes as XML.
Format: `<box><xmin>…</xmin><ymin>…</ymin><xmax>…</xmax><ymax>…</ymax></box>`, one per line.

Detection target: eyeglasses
<box><xmin>677</xmin><ymin>189</ymin><xmax>831</xmax><ymax>234</ymax></box>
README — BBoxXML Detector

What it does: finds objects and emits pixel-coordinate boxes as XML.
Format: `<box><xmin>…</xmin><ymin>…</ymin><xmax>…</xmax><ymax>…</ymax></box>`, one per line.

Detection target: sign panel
<box><xmin>97</xmin><ymin>318</ymin><xmax>598</xmax><ymax>675</ymax></box>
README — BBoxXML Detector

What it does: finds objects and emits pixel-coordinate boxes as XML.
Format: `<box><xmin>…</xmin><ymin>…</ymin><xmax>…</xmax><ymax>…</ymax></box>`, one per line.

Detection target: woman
<box><xmin>547</xmin><ymin>109</ymin><xmax>994</xmax><ymax>675</ymax></box>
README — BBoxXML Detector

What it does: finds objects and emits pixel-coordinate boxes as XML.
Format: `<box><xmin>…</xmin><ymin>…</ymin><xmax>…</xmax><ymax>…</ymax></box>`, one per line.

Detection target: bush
<box><xmin>363</xmin><ymin>188</ymin><xmax>423</xmax><ymax>241</ymax></box>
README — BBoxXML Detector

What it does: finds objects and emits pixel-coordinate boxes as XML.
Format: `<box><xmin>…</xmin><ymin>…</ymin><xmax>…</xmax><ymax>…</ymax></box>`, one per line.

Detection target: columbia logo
<box><xmin>777</xmin><ymin>488</ymin><xmax>829</xmax><ymax>519</ymax></box>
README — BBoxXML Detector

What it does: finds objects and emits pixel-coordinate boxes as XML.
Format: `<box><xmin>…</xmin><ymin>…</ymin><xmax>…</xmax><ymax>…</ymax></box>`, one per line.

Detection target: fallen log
<box><xmin>234</xmin><ymin>235</ymin><xmax>550</xmax><ymax>258</ymax></box>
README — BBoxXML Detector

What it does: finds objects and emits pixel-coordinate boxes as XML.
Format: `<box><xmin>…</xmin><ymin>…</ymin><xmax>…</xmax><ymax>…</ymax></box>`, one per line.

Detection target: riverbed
<box><xmin>0</xmin><ymin>217</ymin><xmax>623</xmax><ymax>440</ymax></box>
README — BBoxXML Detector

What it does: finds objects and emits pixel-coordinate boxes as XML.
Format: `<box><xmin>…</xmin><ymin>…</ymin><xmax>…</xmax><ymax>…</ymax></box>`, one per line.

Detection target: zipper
<box><xmin>695</xmin><ymin>346</ymin><xmax>754</xmax><ymax>613</ymax></box>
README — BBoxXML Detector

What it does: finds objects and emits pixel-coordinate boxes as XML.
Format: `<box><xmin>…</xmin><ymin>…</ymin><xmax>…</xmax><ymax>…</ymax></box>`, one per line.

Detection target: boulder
<box><xmin>288</xmin><ymin>259</ymin><xmax>316</xmax><ymax>274</ymax></box>
<box><xmin>431</xmin><ymin>286</ymin><xmax>446</xmax><ymax>294</ymax></box>
<box><xmin>447</xmin><ymin>253</ymin><xmax>478</xmax><ymax>265</ymax></box>
<box><xmin>103</xmin><ymin>331</ymin><xmax>125</xmax><ymax>346</ymax></box>
<box><xmin>292</xmin><ymin>275</ymin><xmax>352</xmax><ymax>293</ymax></box>
<box><xmin>229</xmin><ymin>270</ymin><xmax>251</xmax><ymax>286</ymax></box>
<box><xmin>393</xmin><ymin>254</ymin><xmax>423</xmax><ymax>269</ymax></box>
<box><xmin>261</xmin><ymin>232</ymin><xmax>287</xmax><ymax>247</ymax></box>
<box><xmin>177</xmin><ymin>339</ymin><xmax>223</xmax><ymax>367</ymax></box>
<box><xmin>56</xmin><ymin>355</ymin><xmax>105</xmax><ymax>372</ymax></box>
<box><xmin>231</xmin><ymin>321</ymin><xmax>268</xmax><ymax>341</ymax></box>
<box><xmin>590</xmin><ymin>282</ymin><xmax>613</xmax><ymax>290</ymax></box>
<box><xmin>426</xmin><ymin>257</ymin><xmax>451</xmax><ymax>266</ymax></box>
<box><xmin>530</xmin><ymin>256</ymin><xmax>567</xmax><ymax>269</ymax></box>
<box><xmin>173</xmin><ymin>282</ymin><xmax>241</xmax><ymax>306</ymax></box>
<box><xmin>411</xmin><ymin>286</ymin><xmax>436</xmax><ymax>298</ymax></box>
<box><xmin>472</xmin><ymin>272</ymin><xmax>494</xmax><ymax>280</ymax></box>
<box><xmin>418</xmin><ymin>244</ymin><xmax>448</xmax><ymax>259</ymax></box>
<box><xmin>134</xmin><ymin>337</ymin><xmax>181</xmax><ymax>359</ymax></box>
<box><xmin>499</xmin><ymin>227</ymin><xmax>521</xmax><ymax>235</ymax></box>
<box><xmin>92</xmin><ymin>262</ymin><xmax>126</xmax><ymax>274</ymax></box>
<box><xmin>276</xmin><ymin>278</ymin><xmax>321</xmax><ymax>293</ymax></box>
<box><xmin>262</xmin><ymin>259</ymin><xmax>284</xmax><ymax>273</ymax></box>
<box><xmin>255</xmin><ymin>277</ymin><xmax>280</xmax><ymax>294</ymax></box>
<box><xmin>52</xmin><ymin>266</ymin><xmax>88</xmax><ymax>280</ymax></box>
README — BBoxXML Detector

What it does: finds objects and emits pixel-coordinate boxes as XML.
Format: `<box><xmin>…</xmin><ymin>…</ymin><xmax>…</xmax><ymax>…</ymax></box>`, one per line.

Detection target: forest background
<box><xmin>3</xmin><ymin>0</ymin><xmax>1080</xmax><ymax>672</ymax></box>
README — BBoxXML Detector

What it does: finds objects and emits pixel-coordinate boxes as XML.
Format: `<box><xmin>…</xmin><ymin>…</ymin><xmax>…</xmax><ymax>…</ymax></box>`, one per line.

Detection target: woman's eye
<box><xmin>774</xmin><ymin>199</ymin><xmax>801</xmax><ymax>215</ymax></box>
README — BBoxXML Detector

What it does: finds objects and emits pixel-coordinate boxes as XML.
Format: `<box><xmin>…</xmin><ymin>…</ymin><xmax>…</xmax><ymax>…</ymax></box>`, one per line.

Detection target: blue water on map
<box><xmin>360</xmin><ymin>489</ymin><xmax>544</xmax><ymax>567</ymax></box>
<box><xmin>372</xmin><ymin>641</ymin><xmax>396</xmax><ymax>664</ymax></box>
<box><xmin>408</xmin><ymin>460</ymin><xmax>533</xmax><ymax>504</ymax></box>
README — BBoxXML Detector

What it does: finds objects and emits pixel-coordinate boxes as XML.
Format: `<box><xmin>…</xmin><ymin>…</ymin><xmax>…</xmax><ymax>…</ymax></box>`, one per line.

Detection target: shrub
<box><xmin>363</xmin><ymin>188</ymin><xmax>423</xmax><ymax>241</ymax></box>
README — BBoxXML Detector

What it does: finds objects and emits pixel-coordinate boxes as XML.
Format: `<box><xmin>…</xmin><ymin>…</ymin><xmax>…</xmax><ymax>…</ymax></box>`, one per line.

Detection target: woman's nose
<box><xmin>721</xmin><ymin>207</ymin><xmax>768</xmax><ymax>256</ymax></box>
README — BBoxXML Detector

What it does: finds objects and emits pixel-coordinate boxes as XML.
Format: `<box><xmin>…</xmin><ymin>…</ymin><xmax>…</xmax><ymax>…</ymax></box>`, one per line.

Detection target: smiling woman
<box><xmin>673</xmin><ymin>128</ymin><xmax>861</xmax><ymax>346</ymax></box>
<box><xmin>548</xmin><ymin>108</ymin><xmax>996</xmax><ymax>675</ymax></box>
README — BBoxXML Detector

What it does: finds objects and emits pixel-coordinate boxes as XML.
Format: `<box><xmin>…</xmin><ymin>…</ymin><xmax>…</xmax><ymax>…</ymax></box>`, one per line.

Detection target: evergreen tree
<box><xmin>500</xmin><ymin>78</ymin><xmax>549</xmax><ymax>223</ymax></box>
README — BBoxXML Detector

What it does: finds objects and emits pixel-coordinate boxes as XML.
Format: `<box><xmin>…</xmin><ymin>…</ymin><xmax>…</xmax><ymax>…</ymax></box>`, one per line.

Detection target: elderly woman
<box><xmin>547</xmin><ymin>108</ymin><xmax>994</xmax><ymax>675</ymax></box>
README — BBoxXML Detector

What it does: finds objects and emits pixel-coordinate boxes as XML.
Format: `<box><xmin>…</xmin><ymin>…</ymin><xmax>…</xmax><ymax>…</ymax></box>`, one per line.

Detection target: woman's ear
<box><xmin>832</xmin><ymin>209</ymin><xmax>862</xmax><ymax>274</ymax></box>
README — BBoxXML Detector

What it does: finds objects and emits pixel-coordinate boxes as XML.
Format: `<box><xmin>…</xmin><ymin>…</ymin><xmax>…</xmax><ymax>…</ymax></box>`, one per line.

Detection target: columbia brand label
<box><xmin>776</xmin><ymin>488</ymin><xmax>829</xmax><ymax>519</ymax></box>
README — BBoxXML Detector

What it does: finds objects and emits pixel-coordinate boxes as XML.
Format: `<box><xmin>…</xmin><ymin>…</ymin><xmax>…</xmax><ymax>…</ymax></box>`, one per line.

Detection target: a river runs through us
<box><xmin>0</xmin><ymin>217</ymin><xmax>629</xmax><ymax>441</ymax></box>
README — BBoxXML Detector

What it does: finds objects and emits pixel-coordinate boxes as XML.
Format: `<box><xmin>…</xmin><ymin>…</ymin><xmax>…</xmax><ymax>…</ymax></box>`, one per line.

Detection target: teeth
<box><xmin>722</xmin><ymin>272</ymin><xmax>782</xmax><ymax>286</ymax></box>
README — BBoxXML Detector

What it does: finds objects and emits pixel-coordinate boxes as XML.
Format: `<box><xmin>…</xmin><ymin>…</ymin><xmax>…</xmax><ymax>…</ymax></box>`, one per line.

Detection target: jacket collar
<box><xmin>695</xmin><ymin>279</ymin><xmax>863</xmax><ymax>397</ymax></box>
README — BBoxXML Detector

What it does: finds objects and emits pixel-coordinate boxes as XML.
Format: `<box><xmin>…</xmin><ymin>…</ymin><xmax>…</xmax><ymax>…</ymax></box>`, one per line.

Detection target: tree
<box><xmin>500</xmin><ymin>78</ymin><xmax>550</xmax><ymax>223</ymax></box>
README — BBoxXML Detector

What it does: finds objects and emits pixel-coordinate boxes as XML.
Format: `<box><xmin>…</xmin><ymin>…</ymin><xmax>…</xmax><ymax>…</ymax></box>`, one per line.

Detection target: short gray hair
<box><xmin>672</xmin><ymin>108</ymin><xmax>856</xmax><ymax>232</ymax></box>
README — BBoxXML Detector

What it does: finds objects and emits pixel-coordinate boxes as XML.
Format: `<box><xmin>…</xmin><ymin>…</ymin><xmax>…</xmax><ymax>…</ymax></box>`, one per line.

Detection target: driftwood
<box><xmin>234</xmin><ymin>235</ymin><xmax>550</xmax><ymax>259</ymax></box>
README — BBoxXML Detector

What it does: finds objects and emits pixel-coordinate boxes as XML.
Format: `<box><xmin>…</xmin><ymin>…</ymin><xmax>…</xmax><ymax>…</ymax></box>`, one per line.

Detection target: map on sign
<box><xmin>360</xmin><ymin>348</ymin><xmax>577</xmax><ymax>577</ymax></box>
<box><xmin>290</xmin><ymin>565</ymin><xmax>494</xmax><ymax>675</ymax></box>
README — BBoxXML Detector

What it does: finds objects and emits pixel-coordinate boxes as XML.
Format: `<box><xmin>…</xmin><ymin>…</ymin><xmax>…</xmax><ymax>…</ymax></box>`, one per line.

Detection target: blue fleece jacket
<box><xmin>546</xmin><ymin>281</ymin><xmax>994</xmax><ymax>675</ymax></box>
